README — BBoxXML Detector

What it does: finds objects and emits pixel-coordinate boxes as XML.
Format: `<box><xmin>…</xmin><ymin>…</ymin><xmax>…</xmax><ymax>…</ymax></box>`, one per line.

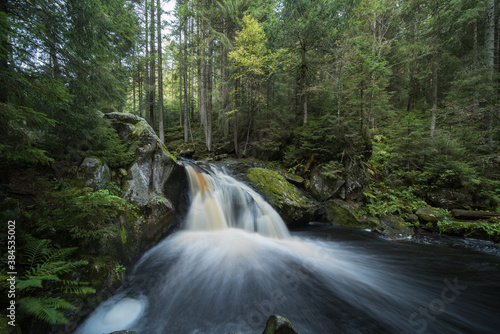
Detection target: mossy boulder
<box><xmin>310</xmin><ymin>165</ymin><xmax>345</xmax><ymax>201</ymax></box>
<box><xmin>416</xmin><ymin>207</ymin><xmax>444</xmax><ymax>223</ymax></box>
<box><xmin>262</xmin><ymin>314</ymin><xmax>299</xmax><ymax>334</ymax></box>
<box><xmin>326</xmin><ymin>199</ymin><xmax>370</xmax><ymax>228</ymax></box>
<box><xmin>105</xmin><ymin>112</ymin><xmax>187</xmax><ymax>260</ymax></box>
<box><xmin>374</xmin><ymin>215</ymin><xmax>414</xmax><ymax>239</ymax></box>
<box><xmin>246</xmin><ymin>167</ymin><xmax>319</xmax><ymax>227</ymax></box>
<box><xmin>76</xmin><ymin>156</ymin><xmax>111</xmax><ymax>190</ymax></box>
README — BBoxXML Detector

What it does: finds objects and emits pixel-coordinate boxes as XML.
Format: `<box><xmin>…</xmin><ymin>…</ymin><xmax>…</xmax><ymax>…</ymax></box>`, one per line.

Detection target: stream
<box><xmin>76</xmin><ymin>164</ymin><xmax>500</xmax><ymax>334</ymax></box>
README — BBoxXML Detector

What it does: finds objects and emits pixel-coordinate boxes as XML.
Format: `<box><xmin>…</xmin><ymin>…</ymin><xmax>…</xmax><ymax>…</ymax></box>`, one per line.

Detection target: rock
<box><xmin>105</xmin><ymin>112</ymin><xmax>187</xmax><ymax>260</ymax></box>
<box><xmin>107</xmin><ymin>331</ymin><xmax>139</xmax><ymax>334</ymax></box>
<box><xmin>416</xmin><ymin>207</ymin><xmax>443</xmax><ymax>223</ymax></box>
<box><xmin>279</xmin><ymin>171</ymin><xmax>304</xmax><ymax>186</ymax></box>
<box><xmin>427</xmin><ymin>188</ymin><xmax>489</xmax><ymax>210</ymax></box>
<box><xmin>246</xmin><ymin>167</ymin><xmax>320</xmax><ymax>227</ymax></box>
<box><xmin>76</xmin><ymin>156</ymin><xmax>111</xmax><ymax>190</ymax></box>
<box><xmin>262</xmin><ymin>314</ymin><xmax>299</xmax><ymax>334</ymax></box>
<box><xmin>375</xmin><ymin>215</ymin><xmax>413</xmax><ymax>239</ymax></box>
<box><xmin>326</xmin><ymin>199</ymin><xmax>370</xmax><ymax>228</ymax></box>
<box><xmin>309</xmin><ymin>165</ymin><xmax>345</xmax><ymax>201</ymax></box>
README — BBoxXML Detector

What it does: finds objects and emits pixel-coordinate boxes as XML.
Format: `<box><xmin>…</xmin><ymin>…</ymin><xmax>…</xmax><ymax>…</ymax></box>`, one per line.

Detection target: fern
<box><xmin>15</xmin><ymin>238</ymin><xmax>95</xmax><ymax>325</ymax></box>
<box><xmin>19</xmin><ymin>297</ymin><xmax>77</xmax><ymax>325</ymax></box>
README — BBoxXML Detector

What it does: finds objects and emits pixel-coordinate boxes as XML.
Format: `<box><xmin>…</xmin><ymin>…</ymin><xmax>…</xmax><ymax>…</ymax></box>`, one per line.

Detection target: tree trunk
<box><xmin>157</xmin><ymin>0</ymin><xmax>164</xmax><ymax>143</ymax></box>
<box><xmin>144</xmin><ymin>0</ymin><xmax>149</xmax><ymax>123</ymax></box>
<box><xmin>183</xmin><ymin>24</ymin><xmax>189</xmax><ymax>143</ymax></box>
<box><xmin>430</xmin><ymin>56</ymin><xmax>438</xmax><ymax>137</ymax></box>
<box><xmin>301</xmin><ymin>46</ymin><xmax>308</xmax><ymax>124</ymax></box>
<box><xmin>234</xmin><ymin>77</ymin><xmax>240</xmax><ymax>157</ymax></box>
<box><xmin>485</xmin><ymin>0</ymin><xmax>495</xmax><ymax>148</ymax></box>
<box><xmin>0</xmin><ymin>0</ymin><xmax>8</xmax><ymax>105</ymax></box>
<box><xmin>179</xmin><ymin>26</ymin><xmax>183</xmax><ymax>130</ymax></box>
<box><xmin>149</xmin><ymin>0</ymin><xmax>156</xmax><ymax>131</ymax></box>
<box><xmin>221</xmin><ymin>19</ymin><xmax>230</xmax><ymax>136</ymax></box>
<box><xmin>206</xmin><ymin>34</ymin><xmax>213</xmax><ymax>152</ymax></box>
<box><xmin>0</xmin><ymin>0</ymin><xmax>10</xmax><ymax>185</ymax></box>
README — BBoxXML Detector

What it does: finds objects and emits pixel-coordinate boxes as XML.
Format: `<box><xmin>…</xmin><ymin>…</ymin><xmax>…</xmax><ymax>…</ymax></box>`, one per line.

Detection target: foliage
<box><xmin>361</xmin><ymin>183</ymin><xmax>429</xmax><ymax>218</ymax></box>
<box><xmin>14</xmin><ymin>238</ymin><xmax>95</xmax><ymax>325</ymax></box>
<box><xmin>28</xmin><ymin>183</ymin><xmax>140</xmax><ymax>246</ymax></box>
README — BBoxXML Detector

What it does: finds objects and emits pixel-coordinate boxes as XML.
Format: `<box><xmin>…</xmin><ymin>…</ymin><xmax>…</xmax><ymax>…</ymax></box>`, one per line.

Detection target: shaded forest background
<box><xmin>2</xmin><ymin>0</ymin><xmax>500</xmax><ymax>193</ymax></box>
<box><xmin>1</xmin><ymin>0</ymin><xmax>500</xmax><ymax>330</ymax></box>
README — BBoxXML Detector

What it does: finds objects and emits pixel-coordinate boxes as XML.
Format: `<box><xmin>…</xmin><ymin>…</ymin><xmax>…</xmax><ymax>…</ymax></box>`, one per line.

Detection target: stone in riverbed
<box><xmin>262</xmin><ymin>314</ymin><xmax>299</xmax><ymax>334</ymax></box>
<box><xmin>246</xmin><ymin>167</ymin><xmax>320</xmax><ymax>227</ymax></box>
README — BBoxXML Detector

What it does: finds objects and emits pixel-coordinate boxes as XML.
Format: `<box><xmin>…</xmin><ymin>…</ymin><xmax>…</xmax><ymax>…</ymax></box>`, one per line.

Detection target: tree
<box><xmin>278</xmin><ymin>0</ymin><xmax>354</xmax><ymax>124</ymax></box>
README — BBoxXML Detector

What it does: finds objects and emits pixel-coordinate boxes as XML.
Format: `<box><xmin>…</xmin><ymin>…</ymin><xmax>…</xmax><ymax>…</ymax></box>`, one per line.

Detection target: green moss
<box><xmin>437</xmin><ymin>219</ymin><xmax>500</xmax><ymax>241</ymax></box>
<box><xmin>246</xmin><ymin>168</ymin><xmax>307</xmax><ymax>208</ymax></box>
<box><xmin>326</xmin><ymin>199</ymin><xmax>367</xmax><ymax>228</ymax></box>
<box><xmin>120</xmin><ymin>225</ymin><xmax>127</xmax><ymax>245</ymax></box>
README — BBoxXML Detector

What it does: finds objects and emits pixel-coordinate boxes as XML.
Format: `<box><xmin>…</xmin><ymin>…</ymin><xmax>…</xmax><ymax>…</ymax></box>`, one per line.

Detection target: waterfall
<box><xmin>184</xmin><ymin>164</ymin><xmax>290</xmax><ymax>239</ymax></box>
<box><xmin>76</xmin><ymin>162</ymin><xmax>500</xmax><ymax>334</ymax></box>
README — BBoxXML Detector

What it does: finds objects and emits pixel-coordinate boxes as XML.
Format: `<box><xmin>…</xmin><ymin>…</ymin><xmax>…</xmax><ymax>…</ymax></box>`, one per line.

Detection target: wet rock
<box><xmin>262</xmin><ymin>314</ymin><xmax>299</xmax><ymax>334</ymax></box>
<box><xmin>246</xmin><ymin>167</ymin><xmax>320</xmax><ymax>227</ymax></box>
<box><xmin>107</xmin><ymin>331</ymin><xmax>138</xmax><ymax>334</ymax></box>
<box><xmin>375</xmin><ymin>215</ymin><xmax>413</xmax><ymax>239</ymax></box>
<box><xmin>326</xmin><ymin>199</ymin><xmax>370</xmax><ymax>229</ymax></box>
<box><xmin>76</xmin><ymin>156</ymin><xmax>111</xmax><ymax>190</ymax></box>
<box><xmin>416</xmin><ymin>207</ymin><xmax>443</xmax><ymax>223</ymax></box>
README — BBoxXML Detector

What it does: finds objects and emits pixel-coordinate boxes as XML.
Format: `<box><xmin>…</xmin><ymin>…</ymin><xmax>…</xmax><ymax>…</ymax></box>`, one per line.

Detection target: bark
<box><xmin>149</xmin><ymin>0</ymin><xmax>156</xmax><ymax>131</ymax></box>
<box><xmin>183</xmin><ymin>30</ymin><xmax>189</xmax><ymax>143</ymax></box>
<box><xmin>206</xmin><ymin>34</ymin><xmax>213</xmax><ymax>152</ymax></box>
<box><xmin>157</xmin><ymin>0</ymin><xmax>164</xmax><ymax>143</ymax></box>
<box><xmin>451</xmin><ymin>209</ymin><xmax>500</xmax><ymax>220</ymax></box>
<box><xmin>430</xmin><ymin>56</ymin><xmax>438</xmax><ymax>137</ymax></box>
<box><xmin>485</xmin><ymin>0</ymin><xmax>495</xmax><ymax>148</ymax></box>
<box><xmin>234</xmin><ymin>77</ymin><xmax>240</xmax><ymax>157</ymax></box>
<box><xmin>301</xmin><ymin>46</ymin><xmax>308</xmax><ymax>124</ymax></box>
<box><xmin>0</xmin><ymin>0</ymin><xmax>8</xmax><ymax>105</ymax></box>
<box><xmin>144</xmin><ymin>0</ymin><xmax>150</xmax><ymax>123</ymax></box>
<box><xmin>0</xmin><ymin>0</ymin><xmax>9</xmax><ymax>185</ymax></box>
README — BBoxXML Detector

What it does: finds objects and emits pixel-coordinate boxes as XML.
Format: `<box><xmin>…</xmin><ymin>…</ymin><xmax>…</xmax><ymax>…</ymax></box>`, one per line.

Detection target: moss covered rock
<box><xmin>416</xmin><ymin>207</ymin><xmax>443</xmax><ymax>223</ymax></box>
<box><xmin>105</xmin><ymin>112</ymin><xmax>186</xmax><ymax>261</ymax></box>
<box><xmin>326</xmin><ymin>199</ymin><xmax>369</xmax><ymax>228</ymax></box>
<box><xmin>76</xmin><ymin>156</ymin><xmax>111</xmax><ymax>190</ymax></box>
<box><xmin>246</xmin><ymin>167</ymin><xmax>319</xmax><ymax>227</ymax></box>
<box><xmin>309</xmin><ymin>165</ymin><xmax>345</xmax><ymax>202</ymax></box>
<box><xmin>262</xmin><ymin>314</ymin><xmax>299</xmax><ymax>334</ymax></box>
<box><xmin>375</xmin><ymin>215</ymin><xmax>414</xmax><ymax>239</ymax></box>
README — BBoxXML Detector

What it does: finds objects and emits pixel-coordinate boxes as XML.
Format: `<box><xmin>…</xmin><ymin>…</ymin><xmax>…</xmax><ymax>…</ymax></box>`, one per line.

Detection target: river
<box><xmin>76</xmin><ymin>164</ymin><xmax>500</xmax><ymax>334</ymax></box>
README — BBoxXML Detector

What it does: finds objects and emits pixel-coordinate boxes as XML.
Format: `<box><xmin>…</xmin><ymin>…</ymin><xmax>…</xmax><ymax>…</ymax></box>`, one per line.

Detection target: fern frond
<box><xmin>23</xmin><ymin>238</ymin><xmax>51</xmax><ymax>268</ymax></box>
<box><xmin>62</xmin><ymin>286</ymin><xmax>96</xmax><ymax>295</ymax></box>
<box><xmin>43</xmin><ymin>247</ymin><xmax>78</xmax><ymax>263</ymax></box>
<box><xmin>18</xmin><ymin>297</ymin><xmax>76</xmax><ymax>325</ymax></box>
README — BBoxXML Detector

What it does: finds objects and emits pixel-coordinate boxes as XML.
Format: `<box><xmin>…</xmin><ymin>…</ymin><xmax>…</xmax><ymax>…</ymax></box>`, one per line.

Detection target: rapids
<box><xmin>76</xmin><ymin>163</ymin><xmax>500</xmax><ymax>334</ymax></box>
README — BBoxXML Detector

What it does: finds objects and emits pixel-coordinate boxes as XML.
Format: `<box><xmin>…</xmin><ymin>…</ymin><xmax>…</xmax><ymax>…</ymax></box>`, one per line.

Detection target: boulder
<box><xmin>325</xmin><ymin>199</ymin><xmax>371</xmax><ymax>229</ymax></box>
<box><xmin>427</xmin><ymin>188</ymin><xmax>486</xmax><ymax>210</ymax></box>
<box><xmin>76</xmin><ymin>156</ymin><xmax>111</xmax><ymax>190</ymax></box>
<box><xmin>104</xmin><ymin>112</ymin><xmax>187</xmax><ymax>259</ymax></box>
<box><xmin>309</xmin><ymin>165</ymin><xmax>345</xmax><ymax>201</ymax></box>
<box><xmin>374</xmin><ymin>215</ymin><xmax>413</xmax><ymax>239</ymax></box>
<box><xmin>262</xmin><ymin>314</ymin><xmax>299</xmax><ymax>334</ymax></box>
<box><xmin>246</xmin><ymin>167</ymin><xmax>320</xmax><ymax>227</ymax></box>
<box><xmin>416</xmin><ymin>207</ymin><xmax>443</xmax><ymax>223</ymax></box>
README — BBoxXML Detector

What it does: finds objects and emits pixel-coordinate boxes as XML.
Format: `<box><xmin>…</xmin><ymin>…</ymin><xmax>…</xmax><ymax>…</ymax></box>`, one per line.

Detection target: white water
<box><xmin>76</xmin><ymin>164</ymin><xmax>500</xmax><ymax>334</ymax></box>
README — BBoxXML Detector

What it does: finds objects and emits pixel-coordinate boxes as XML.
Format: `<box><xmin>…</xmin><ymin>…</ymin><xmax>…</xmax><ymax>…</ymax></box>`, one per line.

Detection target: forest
<box><xmin>1</xmin><ymin>0</ymin><xmax>500</xmax><ymax>332</ymax></box>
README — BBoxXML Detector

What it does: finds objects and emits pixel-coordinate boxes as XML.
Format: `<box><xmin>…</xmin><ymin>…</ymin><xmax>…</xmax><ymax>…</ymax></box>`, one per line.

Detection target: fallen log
<box><xmin>451</xmin><ymin>209</ymin><xmax>500</xmax><ymax>220</ymax></box>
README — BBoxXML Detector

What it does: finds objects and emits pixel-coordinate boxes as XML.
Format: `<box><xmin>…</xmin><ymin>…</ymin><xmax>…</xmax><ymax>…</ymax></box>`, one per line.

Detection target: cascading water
<box><xmin>76</xmin><ymin>163</ymin><xmax>500</xmax><ymax>334</ymax></box>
